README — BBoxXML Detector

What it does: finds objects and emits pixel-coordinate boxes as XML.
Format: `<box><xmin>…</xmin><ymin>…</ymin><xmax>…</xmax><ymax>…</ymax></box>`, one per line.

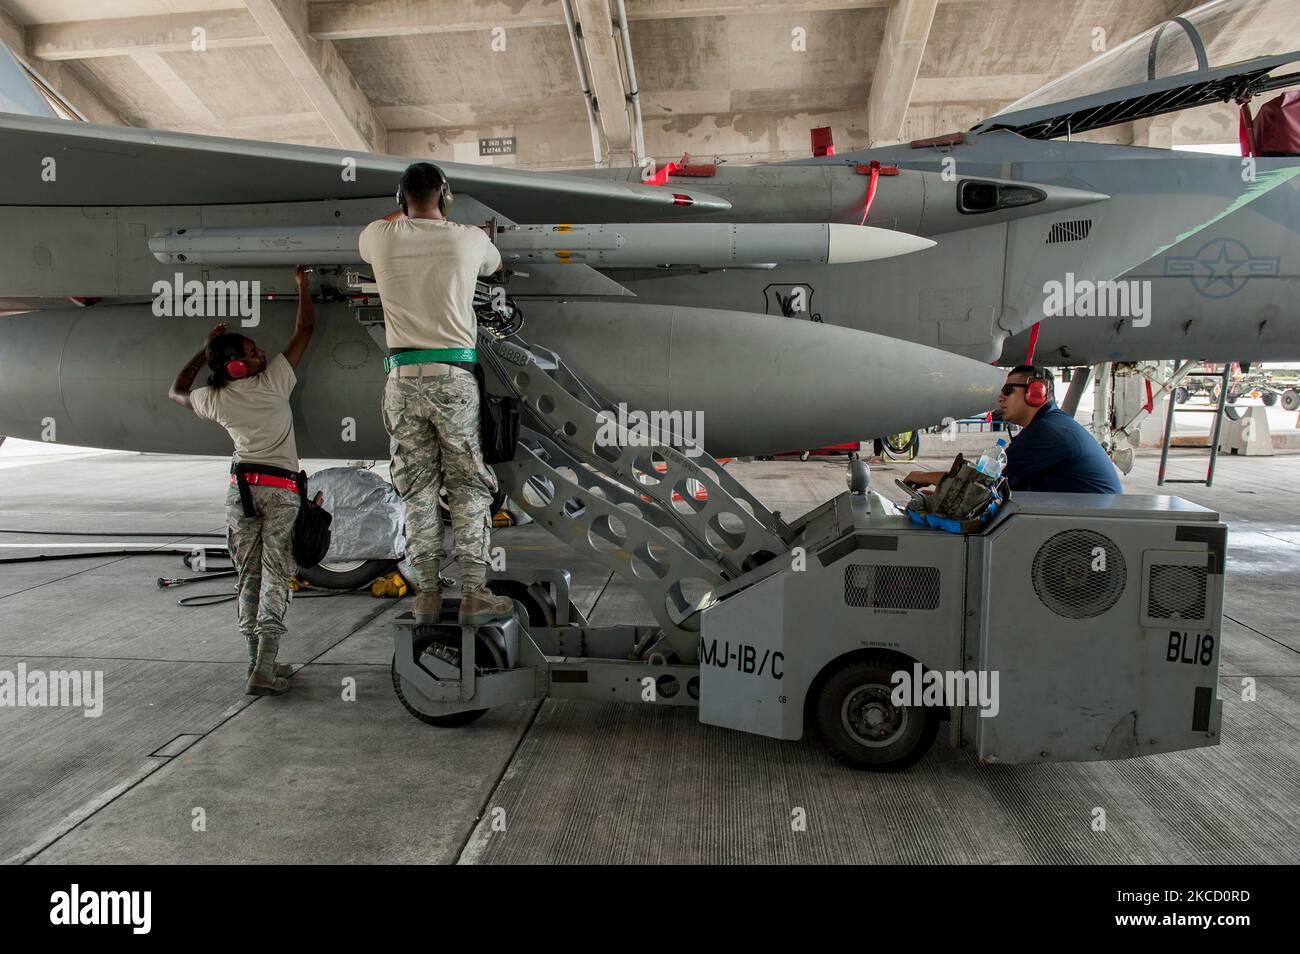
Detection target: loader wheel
<box><xmin>391</xmin><ymin>628</ymin><xmax>507</xmax><ymax>728</ymax></box>
<box><xmin>811</xmin><ymin>655</ymin><xmax>938</xmax><ymax>771</ymax></box>
<box><xmin>1262</xmin><ymin>391</ymin><xmax>1278</xmax><ymax>407</ymax></box>
<box><xmin>1174</xmin><ymin>386</ymin><xmax>1189</xmax><ymax>405</ymax></box>
<box><xmin>1283</xmin><ymin>389</ymin><xmax>1300</xmax><ymax>412</ymax></box>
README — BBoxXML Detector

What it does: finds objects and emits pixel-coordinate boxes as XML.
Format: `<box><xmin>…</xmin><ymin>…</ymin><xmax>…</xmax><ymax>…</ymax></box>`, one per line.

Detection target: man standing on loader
<box><xmin>359</xmin><ymin>162</ymin><xmax>513</xmax><ymax>626</ymax></box>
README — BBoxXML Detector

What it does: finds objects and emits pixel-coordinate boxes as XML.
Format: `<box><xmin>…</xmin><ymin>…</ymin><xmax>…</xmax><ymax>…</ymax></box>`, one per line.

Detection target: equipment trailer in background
<box><xmin>391</xmin><ymin>328</ymin><xmax>1227</xmax><ymax>771</ymax></box>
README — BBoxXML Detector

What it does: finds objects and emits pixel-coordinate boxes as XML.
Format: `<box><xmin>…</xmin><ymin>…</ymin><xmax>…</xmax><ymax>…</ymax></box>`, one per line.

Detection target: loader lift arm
<box><xmin>476</xmin><ymin>321</ymin><xmax>794</xmax><ymax>663</ymax></box>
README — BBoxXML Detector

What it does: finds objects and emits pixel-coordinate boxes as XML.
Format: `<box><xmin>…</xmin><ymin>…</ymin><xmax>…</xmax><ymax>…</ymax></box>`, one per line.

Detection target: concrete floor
<box><xmin>1</xmin><ymin>445</ymin><xmax>1298</xmax><ymax>864</ymax></box>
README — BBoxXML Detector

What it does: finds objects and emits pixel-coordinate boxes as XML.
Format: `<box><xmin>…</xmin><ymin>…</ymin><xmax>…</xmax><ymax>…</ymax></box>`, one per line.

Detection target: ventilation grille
<box><xmin>844</xmin><ymin>565</ymin><xmax>940</xmax><ymax>610</ymax></box>
<box><xmin>1046</xmin><ymin>219</ymin><xmax>1092</xmax><ymax>244</ymax></box>
<box><xmin>1031</xmin><ymin>530</ymin><xmax>1126</xmax><ymax>619</ymax></box>
<box><xmin>1147</xmin><ymin>564</ymin><xmax>1207</xmax><ymax>620</ymax></box>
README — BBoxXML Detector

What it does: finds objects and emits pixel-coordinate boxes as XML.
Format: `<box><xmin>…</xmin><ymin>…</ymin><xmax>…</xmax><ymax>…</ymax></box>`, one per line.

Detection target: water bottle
<box><xmin>976</xmin><ymin>438</ymin><xmax>1008</xmax><ymax>479</ymax></box>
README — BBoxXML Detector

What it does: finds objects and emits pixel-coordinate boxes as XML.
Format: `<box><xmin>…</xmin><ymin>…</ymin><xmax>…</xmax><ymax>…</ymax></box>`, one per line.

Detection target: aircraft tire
<box><xmin>299</xmin><ymin>558</ymin><xmax>397</xmax><ymax>590</ymax></box>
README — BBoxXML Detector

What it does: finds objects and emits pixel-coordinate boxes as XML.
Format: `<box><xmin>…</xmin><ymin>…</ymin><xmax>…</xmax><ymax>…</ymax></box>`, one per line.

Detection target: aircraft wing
<box><xmin>0</xmin><ymin>112</ymin><xmax>730</xmax><ymax>220</ymax></box>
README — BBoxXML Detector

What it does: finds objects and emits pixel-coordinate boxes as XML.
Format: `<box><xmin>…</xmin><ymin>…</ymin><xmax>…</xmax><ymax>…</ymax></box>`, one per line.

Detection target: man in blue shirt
<box><xmin>907</xmin><ymin>366</ymin><xmax>1123</xmax><ymax>494</ymax></box>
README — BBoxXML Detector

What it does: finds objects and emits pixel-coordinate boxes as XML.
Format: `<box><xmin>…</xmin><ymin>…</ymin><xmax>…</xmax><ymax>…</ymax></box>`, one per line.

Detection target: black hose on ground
<box><xmin>1</xmin><ymin>525</ymin><xmax>400</xmax><ymax>607</ymax></box>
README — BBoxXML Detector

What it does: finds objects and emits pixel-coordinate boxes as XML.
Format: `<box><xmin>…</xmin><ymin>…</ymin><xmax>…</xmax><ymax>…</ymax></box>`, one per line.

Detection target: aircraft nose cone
<box><xmin>519</xmin><ymin>301</ymin><xmax>1005</xmax><ymax>457</ymax></box>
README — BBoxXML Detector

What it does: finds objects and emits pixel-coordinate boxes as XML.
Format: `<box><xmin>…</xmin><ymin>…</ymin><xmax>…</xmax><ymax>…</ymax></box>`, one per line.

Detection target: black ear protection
<box><xmin>396</xmin><ymin>163</ymin><xmax>453</xmax><ymax>216</ymax></box>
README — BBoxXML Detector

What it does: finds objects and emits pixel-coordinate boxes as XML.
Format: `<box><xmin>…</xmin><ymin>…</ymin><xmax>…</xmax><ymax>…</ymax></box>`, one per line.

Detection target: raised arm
<box><xmin>169</xmin><ymin>322</ymin><xmax>225</xmax><ymax>408</ymax></box>
<box><xmin>282</xmin><ymin>266</ymin><xmax>316</xmax><ymax>370</ymax></box>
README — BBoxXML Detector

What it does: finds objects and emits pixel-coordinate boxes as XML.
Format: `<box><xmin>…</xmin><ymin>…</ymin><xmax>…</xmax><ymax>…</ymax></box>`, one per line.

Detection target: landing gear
<box><xmin>810</xmin><ymin>655</ymin><xmax>939</xmax><ymax>771</ymax></box>
<box><xmin>878</xmin><ymin>431</ymin><xmax>919</xmax><ymax>462</ymax></box>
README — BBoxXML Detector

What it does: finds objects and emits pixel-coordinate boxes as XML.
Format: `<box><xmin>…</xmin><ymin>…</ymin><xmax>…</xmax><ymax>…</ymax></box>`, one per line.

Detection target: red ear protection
<box><xmin>226</xmin><ymin>358</ymin><xmax>249</xmax><ymax>380</ymax></box>
<box><xmin>1025</xmin><ymin>377</ymin><xmax>1048</xmax><ymax>407</ymax></box>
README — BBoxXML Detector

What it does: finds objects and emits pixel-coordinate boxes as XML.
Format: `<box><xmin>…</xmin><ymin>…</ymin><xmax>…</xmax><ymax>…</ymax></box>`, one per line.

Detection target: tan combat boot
<box><xmin>247</xmin><ymin>662</ymin><xmax>294</xmax><ymax>679</ymax></box>
<box><xmin>246</xmin><ymin>667</ymin><xmax>290</xmax><ymax>696</ymax></box>
<box><xmin>458</xmin><ymin>586</ymin><xmax>514</xmax><ymax>625</ymax></box>
<box><xmin>246</xmin><ymin>637</ymin><xmax>292</xmax><ymax>679</ymax></box>
<box><xmin>414</xmin><ymin>586</ymin><xmax>443</xmax><ymax>624</ymax></box>
<box><xmin>246</xmin><ymin>637</ymin><xmax>290</xmax><ymax>696</ymax></box>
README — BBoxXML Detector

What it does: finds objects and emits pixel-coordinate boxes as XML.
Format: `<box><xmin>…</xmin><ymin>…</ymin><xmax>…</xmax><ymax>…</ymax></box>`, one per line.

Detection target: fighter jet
<box><xmin>0</xmin><ymin>0</ymin><xmax>1296</xmax><ymax>461</ymax></box>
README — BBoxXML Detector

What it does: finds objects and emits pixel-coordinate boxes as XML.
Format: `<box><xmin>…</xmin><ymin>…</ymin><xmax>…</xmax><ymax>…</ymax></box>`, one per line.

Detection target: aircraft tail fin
<box><xmin>0</xmin><ymin>37</ymin><xmax>59</xmax><ymax>118</ymax></box>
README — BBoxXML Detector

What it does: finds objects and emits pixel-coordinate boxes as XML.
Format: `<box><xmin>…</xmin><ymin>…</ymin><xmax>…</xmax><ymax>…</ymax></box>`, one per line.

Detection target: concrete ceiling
<box><xmin>1</xmin><ymin>0</ymin><xmax>1296</xmax><ymax>168</ymax></box>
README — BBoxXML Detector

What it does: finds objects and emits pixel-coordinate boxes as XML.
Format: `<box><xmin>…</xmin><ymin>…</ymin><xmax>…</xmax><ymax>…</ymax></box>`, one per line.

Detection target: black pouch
<box><xmin>473</xmin><ymin>363</ymin><xmax>521</xmax><ymax>464</ymax></box>
<box><xmin>232</xmin><ymin>463</ymin><xmax>332</xmax><ymax>568</ymax></box>
<box><xmin>291</xmin><ymin>472</ymin><xmax>332</xmax><ymax>568</ymax></box>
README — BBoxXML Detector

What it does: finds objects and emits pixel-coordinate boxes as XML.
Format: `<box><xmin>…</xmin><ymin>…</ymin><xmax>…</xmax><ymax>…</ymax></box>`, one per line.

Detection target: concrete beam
<box><xmin>573</xmin><ymin>0</ymin><xmax>633</xmax><ymax>161</ymax></box>
<box><xmin>867</xmin><ymin>0</ymin><xmax>938</xmax><ymax>145</ymax></box>
<box><xmin>310</xmin><ymin>0</ymin><xmax>565</xmax><ymax>40</ymax></box>
<box><xmin>242</xmin><ymin>0</ymin><xmax>386</xmax><ymax>153</ymax></box>
<box><xmin>170</xmin><ymin>110</ymin><xmax>325</xmax><ymax>138</ymax></box>
<box><xmin>390</xmin><ymin>103</ymin><xmax>886</xmax><ymax>169</ymax></box>
<box><xmin>310</xmin><ymin>0</ymin><xmax>996</xmax><ymax>40</ymax></box>
<box><xmin>0</xmin><ymin>7</ymin><xmax>126</xmax><ymax>124</ymax></box>
<box><xmin>131</xmin><ymin>52</ymin><xmax>218</xmax><ymax>124</ymax></box>
<box><xmin>26</xmin><ymin>11</ymin><xmax>270</xmax><ymax>61</ymax></box>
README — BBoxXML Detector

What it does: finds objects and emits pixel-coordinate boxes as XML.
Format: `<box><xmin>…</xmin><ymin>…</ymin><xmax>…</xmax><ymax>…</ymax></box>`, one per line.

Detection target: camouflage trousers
<box><xmin>225</xmin><ymin>483</ymin><xmax>298</xmax><ymax>665</ymax></box>
<box><xmin>381</xmin><ymin>367</ymin><xmax>497</xmax><ymax>591</ymax></box>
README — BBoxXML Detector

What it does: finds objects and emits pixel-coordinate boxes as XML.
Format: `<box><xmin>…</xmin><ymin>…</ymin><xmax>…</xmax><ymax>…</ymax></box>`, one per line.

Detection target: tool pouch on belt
<box><xmin>473</xmin><ymin>363</ymin><xmax>521</xmax><ymax>464</ymax></box>
<box><xmin>232</xmin><ymin>463</ymin><xmax>333</xmax><ymax>568</ymax></box>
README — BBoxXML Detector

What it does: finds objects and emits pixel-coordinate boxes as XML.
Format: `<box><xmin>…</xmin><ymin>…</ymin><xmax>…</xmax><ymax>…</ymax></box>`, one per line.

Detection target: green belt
<box><xmin>383</xmin><ymin>348</ymin><xmax>477</xmax><ymax>373</ymax></box>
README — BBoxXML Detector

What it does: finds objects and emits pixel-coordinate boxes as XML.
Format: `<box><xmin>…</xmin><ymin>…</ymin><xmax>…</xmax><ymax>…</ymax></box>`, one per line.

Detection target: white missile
<box><xmin>493</xmin><ymin>222</ymin><xmax>935</xmax><ymax>266</ymax></box>
<box><xmin>149</xmin><ymin>222</ymin><xmax>934</xmax><ymax>268</ymax></box>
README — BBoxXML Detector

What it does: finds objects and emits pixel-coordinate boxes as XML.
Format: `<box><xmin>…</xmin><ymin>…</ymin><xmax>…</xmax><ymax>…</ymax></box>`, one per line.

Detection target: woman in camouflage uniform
<box><xmin>168</xmin><ymin>267</ymin><xmax>316</xmax><ymax>695</ymax></box>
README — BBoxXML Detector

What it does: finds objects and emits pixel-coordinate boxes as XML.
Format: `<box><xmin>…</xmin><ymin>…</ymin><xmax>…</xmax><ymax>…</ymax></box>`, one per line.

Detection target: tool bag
<box><xmin>232</xmin><ymin>463</ymin><xmax>333</xmax><ymax>568</ymax></box>
<box><xmin>473</xmin><ymin>363</ymin><xmax>521</xmax><ymax>464</ymax></box>
<box><xmin>897</xmin><ymin>454</ymin><xmax>1008</xmax><ymax>534</ymax></box>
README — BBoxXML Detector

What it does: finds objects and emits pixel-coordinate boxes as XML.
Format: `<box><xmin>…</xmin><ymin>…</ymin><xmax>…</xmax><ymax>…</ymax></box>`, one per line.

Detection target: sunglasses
<box><xmin>1000</xmin><ymin>383</ymin><xmax>1029</xmax><ymax>396</ymax></box>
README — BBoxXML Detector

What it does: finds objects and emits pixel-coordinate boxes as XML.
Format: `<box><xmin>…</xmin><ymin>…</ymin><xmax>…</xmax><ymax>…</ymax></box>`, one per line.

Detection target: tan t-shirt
<box><xmin>357</xmin><ymin>217</ymin><xmax>502</xmax><ymax>351</ymax></box>
<box><xmin>190</xmin><ymin>353</ymin><xmax>299</xmax><ymax>472</ymax></box>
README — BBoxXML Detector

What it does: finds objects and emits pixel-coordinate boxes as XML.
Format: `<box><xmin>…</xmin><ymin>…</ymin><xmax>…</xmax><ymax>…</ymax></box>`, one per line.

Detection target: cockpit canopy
<box><xmin>974</xmin><ymin>0</ymin><xmax>1300</xmax><ymax>139</ymax></box>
